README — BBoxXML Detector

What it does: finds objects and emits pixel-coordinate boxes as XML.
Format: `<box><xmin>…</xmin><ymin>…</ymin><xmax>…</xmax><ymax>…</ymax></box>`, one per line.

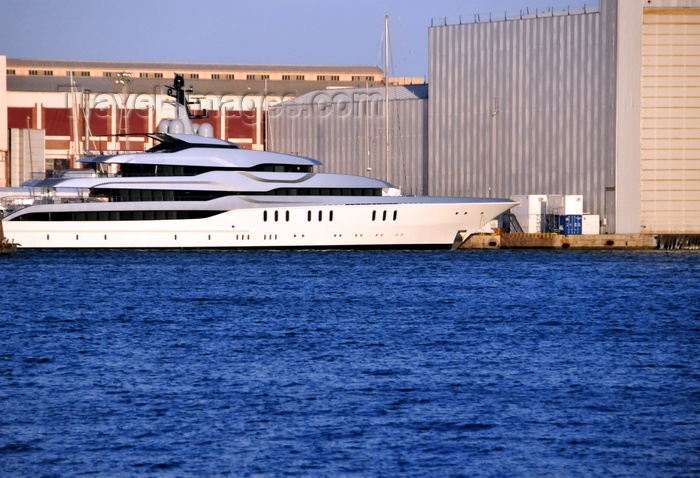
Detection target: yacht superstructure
<box><xmin>1</xmin><ymin>75</ymin><xmax>516</xmax><ymax>249</ymax></box>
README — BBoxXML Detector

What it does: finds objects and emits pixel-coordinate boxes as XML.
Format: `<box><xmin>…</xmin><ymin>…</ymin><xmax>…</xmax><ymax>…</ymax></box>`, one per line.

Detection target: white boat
<box><xmin>1</xmin><ymin>75</ymin><xmax>516</xmax><ymax>249</ymax></box>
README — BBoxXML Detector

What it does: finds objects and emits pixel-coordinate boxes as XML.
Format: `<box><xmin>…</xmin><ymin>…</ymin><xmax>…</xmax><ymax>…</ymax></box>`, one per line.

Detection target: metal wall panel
<box><xmin>640</xmin><ymin>7</ymin><xmax>700</xmax><ymax>233</ymax></box>
<box><xmin>268</xmin><ymin>88</ymin><xmax>428</xmax><ymax>195</ymax></box>
<box><xmin>428</xmin><ymin>6</ymin><xmax>618</xmax><ymax>224</ymax></box>
<box><xmin>9</xmin><ymin>129</ymin><xmax>45</xmax><ymax>187</ymax></box>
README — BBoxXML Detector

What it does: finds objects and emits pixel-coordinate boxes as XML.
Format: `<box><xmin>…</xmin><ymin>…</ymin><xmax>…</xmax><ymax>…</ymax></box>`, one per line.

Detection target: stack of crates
<box><xmin>546</xmin><ymin>195</ymin><xmax>583</xmax><ymax>235</ymax></box>
<box><xmin>509</xmin><ymin>195</ymin><xmax>548</xmax><ymax>233</ymax></box>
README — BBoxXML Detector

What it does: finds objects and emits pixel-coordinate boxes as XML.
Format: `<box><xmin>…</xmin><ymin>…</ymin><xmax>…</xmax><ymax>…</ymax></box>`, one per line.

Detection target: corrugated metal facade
<box><xmin>640</xmin><ymin>7</ymin><xmax>700</xmax><ymax>233</ymax></box>
<box><xmin>428</xmin><ymin>4</ymin><xmax>618</xmax><ymax>224</ymax></box>
<box><xmin>268</xmin><ymin>86</ymin><xmax>428</xmax><ymax>195</ymax></box>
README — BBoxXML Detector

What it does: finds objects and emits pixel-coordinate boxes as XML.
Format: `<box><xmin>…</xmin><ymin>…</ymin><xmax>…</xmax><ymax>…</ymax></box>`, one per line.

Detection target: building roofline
<box><xmin>6</xmin><ymin>57</ymin><xmax>383</xmax><ymax>74</ymax></box>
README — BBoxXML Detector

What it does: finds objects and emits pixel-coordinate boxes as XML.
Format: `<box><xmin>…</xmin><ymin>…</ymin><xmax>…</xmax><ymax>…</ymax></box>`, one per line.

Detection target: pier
<box><xmin>460</xmin><ymin>233</ymin><xmax>666</xmax><ymax>250</ymax></box>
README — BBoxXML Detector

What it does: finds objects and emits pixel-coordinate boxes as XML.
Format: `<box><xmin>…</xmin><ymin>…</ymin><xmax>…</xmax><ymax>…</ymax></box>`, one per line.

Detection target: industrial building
<box><xmin>0</xmin><ymin>57</ymin><xmax>388</xmax><ymax>186</ymax></box>
<box><xmin>270</xmin><ymin>0</ymin><xmax>700</xmax><ymax>235</ymax></box>
<box><xmin>269</xmin><ymin>84</ymin><xmax>429</xmax><ymax>196</ymax></box>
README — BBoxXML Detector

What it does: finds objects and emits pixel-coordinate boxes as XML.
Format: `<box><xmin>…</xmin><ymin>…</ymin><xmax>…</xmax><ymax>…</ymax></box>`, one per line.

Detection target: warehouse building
<box><xmin>269</xmin><ymin>84</ymin><xmax>429</xmax><ymax>196</ymax></box>
<box><xmin>270</xmin><ymin>0</ymin><xmax>700</xmax><ymax>235</ymax></box>
<box><xmin>0</xmin><ymin>57</ymin><xmax>386</xmax><ymax>186</ymax></box>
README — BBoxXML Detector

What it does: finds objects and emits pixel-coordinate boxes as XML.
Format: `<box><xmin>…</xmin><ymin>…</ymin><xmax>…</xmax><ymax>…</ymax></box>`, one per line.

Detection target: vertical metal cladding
<box><xmin>428</xmin><ymin>9</ymin><xmax>617</xmax><ymax>219</ymax></box>
<box><xmin>268</xmin><ymin>87</ymin><xmax>428</xmax><ymax>195</ymax></box>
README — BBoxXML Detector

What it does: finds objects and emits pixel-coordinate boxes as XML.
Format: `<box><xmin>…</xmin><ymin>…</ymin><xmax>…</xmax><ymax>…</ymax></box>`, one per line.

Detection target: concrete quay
<box><xmin>460</xmin><ymin>233</ymin><xmax>659</xmax><ymax>250</ymax></box>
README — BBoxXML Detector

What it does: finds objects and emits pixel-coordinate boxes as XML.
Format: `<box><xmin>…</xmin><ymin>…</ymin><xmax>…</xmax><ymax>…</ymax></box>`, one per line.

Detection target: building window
<box><xmin>226</xmin><ymin>74</ymin><xmax>235</xmax><ymax>80</ymax></box>
<box><xmin>330</xmin><ymin>75</ymin><xmax>339</xmax><ymax>81</ymax></box>
<box><xmin>189</xmin><ymin>73</ymin><xmax>199</xmax><ymax>79</ymax></box>
<box><xmin>247</xmin><ymin>74</ymin><xmax>256</xmax><ymax>80</ymax></box>
<box><xmin>154</xmin><ymin>72</ymin><xmax>163</xmax><ymax>78</ymax></box>
<box><xmin>282</xmin><ymin>75</ymin><xmax>291</xmax><ymax>81</ymax></box>
<box><xmin>261</xmin><ymin>74</ymin><xmax>270</xmax><ymax>80</ymax></box>
<box><xmin>352</xmin><ymin>76</ymin><xmax>361</xmax><ymax>81</ymax></box>
<box><xmin>104</xmin><ymin>72</ymin><xmax>112</xmax><ymax>77</ymax></box>
<box><xmin>44</xmin><ymin>70</ymin><xmax>53</xmax><ymax>76</ymax></box>
<box><xmin>29</xmin><ymin>70</ymin><xmax>38</xmax><ymax>76</ymax></box>
<box><xmin>140</xmin><ymin>72</ymin><xmax>149</xmax><ymax>78</ymax></box>
<box><xmin>366</xmin><ymin>76</ymin><xmax>374</xmax><ymax>81</ymax></box>
<box><xmin>80</xmin><ymin>71</ymin><xmax>90</xmax><ymax>77</ymax></box>
<box><xmin>211</xmin><ymin>74</ymin><xmax>220</xmax><ymax>79</ymax></box>
<box><xmin>296</xmin><ymin>75</ymin><xmax>305</xmax><ymax>81</ymax></box>
<box><xmin>7</xmin><ymin>69</ymin><xmax>16</xmax><ymax>75</ymax></box>
<box><xmin>317</xmin><ymin>75</ymin><xmax>326</xmax><ymax>81</ymax></box>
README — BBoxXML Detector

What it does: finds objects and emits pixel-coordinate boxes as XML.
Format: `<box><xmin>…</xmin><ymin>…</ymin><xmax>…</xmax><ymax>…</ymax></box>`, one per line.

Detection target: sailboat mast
<box><xmin>384</xmin><ymin>13</ymin><xmax>390</xmax><ymax>183</ymax></box>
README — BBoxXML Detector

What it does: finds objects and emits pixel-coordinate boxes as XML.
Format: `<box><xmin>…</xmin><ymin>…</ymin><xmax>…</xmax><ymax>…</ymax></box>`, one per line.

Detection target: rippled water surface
<box><xmin>1</xmin><ymin>249</ymin><xmax>699</xmax><ymax>477</ymax></box>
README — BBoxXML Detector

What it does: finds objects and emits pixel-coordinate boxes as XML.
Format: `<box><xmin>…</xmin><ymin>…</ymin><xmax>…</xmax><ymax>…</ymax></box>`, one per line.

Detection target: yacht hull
<box><xmin>2</xmin><ymin>199</ymin><xmax>514</xmax><ymax>249</ymax></box>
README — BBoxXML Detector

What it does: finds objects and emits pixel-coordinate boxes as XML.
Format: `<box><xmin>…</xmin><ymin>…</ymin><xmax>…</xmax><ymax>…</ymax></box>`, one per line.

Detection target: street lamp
<box><xmin>115</xmin><ymin>72</ymin><xmax>132</xmax><ymax>150</ymax></box>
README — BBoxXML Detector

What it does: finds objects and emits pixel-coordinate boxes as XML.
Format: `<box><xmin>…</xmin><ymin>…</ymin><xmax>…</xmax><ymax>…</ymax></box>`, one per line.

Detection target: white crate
<box><xmin>510</xmin><ymin>195</ymin><xmax>547</xmax><ymax>233</ymax></box>
<box><xmin>547</xmin><ymin>195</ymin><xmax>583</xmax><ymax>215</ymax></box>
<box><xmin>582</xmin><ymin>214</ymin><xmax>600</xmax><ymax>235</ymax></box>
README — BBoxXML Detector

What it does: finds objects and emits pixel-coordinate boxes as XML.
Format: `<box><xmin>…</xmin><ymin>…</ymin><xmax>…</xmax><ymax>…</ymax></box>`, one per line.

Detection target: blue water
<box><xmin>0</xmin><ymin>249</ymin><xmax>698</xmax><ymax>477</ymax></box>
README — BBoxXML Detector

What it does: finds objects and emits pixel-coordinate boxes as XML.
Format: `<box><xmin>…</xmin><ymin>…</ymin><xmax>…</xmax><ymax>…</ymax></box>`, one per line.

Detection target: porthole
<box><xmin>382</xmin><ymin>211</ymin><xmax>387</xmax><ymax>221</ymax></box>
<box><xmin>318</xmin><ymin>210</ymin><xmax>323</xmax><ymax>221</ymax></box>
<box><xmin>329</xmin><ymin>211</ymin><xmax>334</xmax><ymax>222</ymax></box>
<box><xmin>393</xmin><ymin>210</ymin><xmax>397</xmax><ymax>221</ymax></box>
<box><xmin>372</xmin><ymin>211</ymin><xmax>376</xmax><ymax>221</ymax></box>
<box><xmin>286</xmin><ymin>211</ymin><xmax>290</xmax><ymax>222</ymax></box>
<box><xmin>307</xmin><ymin>210</ymin><xmax>312</xmax><ymax>222</ymax></box>
<box><xmin>263</xmin><ymin>211</ymin><xmax>268</xmax><ymax>222</ymax></box>
<box><xmin>274</xmin><ymin>211</ymin><xmax>279</xmax><ymax>222</ymax></box>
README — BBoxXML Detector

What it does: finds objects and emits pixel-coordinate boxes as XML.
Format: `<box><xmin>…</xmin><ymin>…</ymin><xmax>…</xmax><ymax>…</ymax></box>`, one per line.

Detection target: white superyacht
<box><xmin>2</xmin><ymin>75</ymin><xmax>516</xmax><ymax>249</ymax></box>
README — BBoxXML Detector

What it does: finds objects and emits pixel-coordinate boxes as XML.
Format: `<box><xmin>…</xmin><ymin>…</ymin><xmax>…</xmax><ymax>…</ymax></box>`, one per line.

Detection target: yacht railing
<box><xmin>30</xmin><ymin>171</ymin><xmax>204</xmax><ymax>180</ymax></box>
<box><xmin>0</xmin><ymin>195</ymin><xmax>105</xmax><ymax>217</ymax></box>
<box><xmin>98</xmin><ymin>195</ymin><xmax>227</xmax><ymax>203</ymax></box>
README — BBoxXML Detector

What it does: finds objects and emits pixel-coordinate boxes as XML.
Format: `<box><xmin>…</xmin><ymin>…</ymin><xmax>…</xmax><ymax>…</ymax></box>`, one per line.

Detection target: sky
<box><xmin>0</xmin><ymin>0</ymin><xmax>598</xmax><ymax>79</ymax></box>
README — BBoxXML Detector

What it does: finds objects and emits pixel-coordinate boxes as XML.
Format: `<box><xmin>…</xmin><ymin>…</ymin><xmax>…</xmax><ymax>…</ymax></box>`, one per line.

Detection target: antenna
<box><xmin>166</xmin><ymin>74</ymin><xmax>208</xmax><ymax>119</ymax></box>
